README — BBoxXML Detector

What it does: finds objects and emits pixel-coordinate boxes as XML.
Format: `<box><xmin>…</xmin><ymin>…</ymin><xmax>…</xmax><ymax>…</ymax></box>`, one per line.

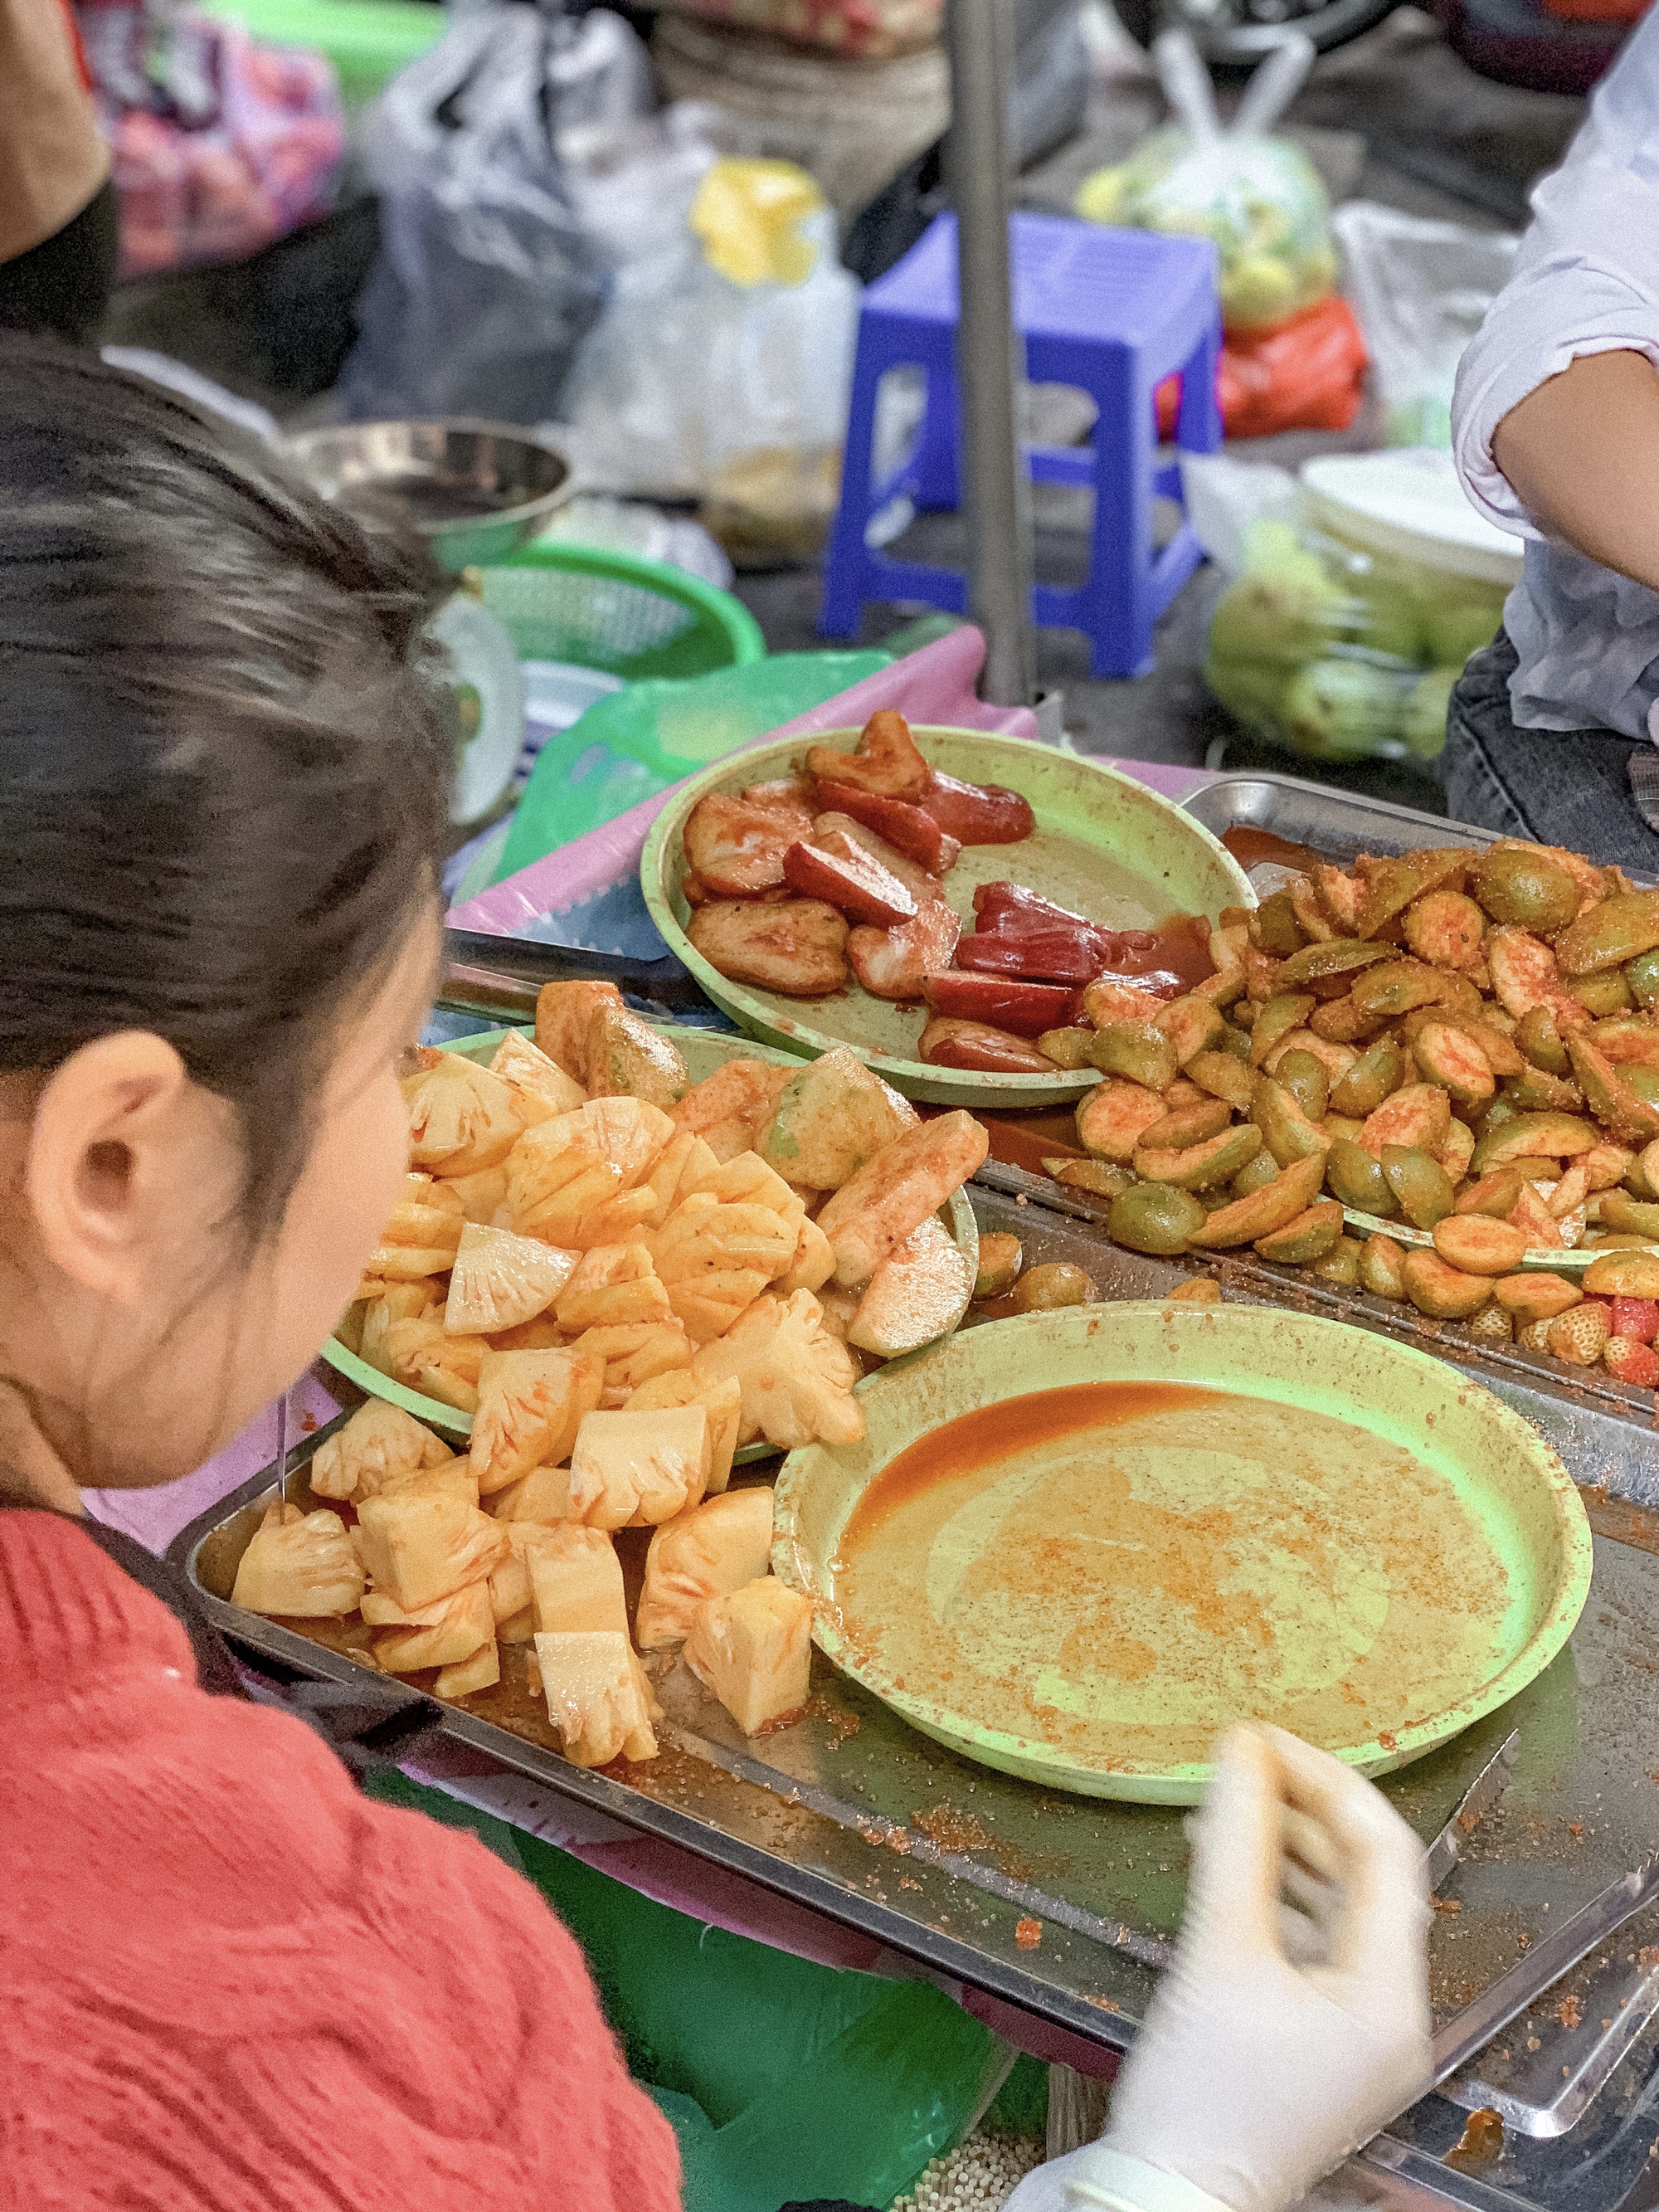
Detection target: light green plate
<box><xmin>323</xmin><ymin>1021</ymin><xmax>977</xmax><ymax>1442</ymax></box>
<box><xmin>640</xmin><ymin>728</ymin><xmax>1253</xmax><ymax>1108</ymax></box>
<box><xmin>772</xmin><ymin>1302</ymin><xmax>1592</xmax><ymax>1804</ymax></box>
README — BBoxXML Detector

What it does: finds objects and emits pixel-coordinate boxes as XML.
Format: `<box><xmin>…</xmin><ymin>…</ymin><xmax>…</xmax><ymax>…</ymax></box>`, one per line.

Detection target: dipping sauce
<box><xmin>833</xmin><ymin>1382</ymin><xmax>1511</xmax><ymax>1772</ymax></box>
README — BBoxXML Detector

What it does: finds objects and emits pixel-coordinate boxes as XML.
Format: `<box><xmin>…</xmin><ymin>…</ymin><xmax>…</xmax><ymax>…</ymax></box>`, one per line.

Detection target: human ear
<box><xmin>25</xmin><ymin>1032</ymin><xmax>193</xmax><ymax>1306</ymax></box>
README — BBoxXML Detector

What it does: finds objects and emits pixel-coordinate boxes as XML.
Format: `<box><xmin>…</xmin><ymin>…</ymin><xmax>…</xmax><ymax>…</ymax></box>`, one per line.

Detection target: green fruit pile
<box><xmin>1203</xmin><ymin>521</ymin><xmax>1506</xmax><ymax>764</ymax></box>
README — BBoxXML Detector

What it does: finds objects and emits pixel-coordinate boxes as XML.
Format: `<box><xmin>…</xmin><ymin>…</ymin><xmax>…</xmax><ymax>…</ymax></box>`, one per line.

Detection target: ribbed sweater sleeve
<box><xmin>0</xmin><ymin>1510</ymin><xmax>683</xmax><ymax>2211</ymax></box>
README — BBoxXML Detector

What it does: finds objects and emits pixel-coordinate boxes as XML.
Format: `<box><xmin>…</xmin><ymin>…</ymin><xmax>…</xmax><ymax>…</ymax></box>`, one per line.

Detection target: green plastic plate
<box><xmin>322</xmin><ymin>1021</ymin><xmax>977</xmax><ymax>1441</ymax></box>
<box><xmin>772</xmin><ymin>1301</ymin><xmax>1592</xmax><ymax>1804</ymax></box>
<box><xmin>640</xmin><ymin>728</ymin><xmax>1253</xmax><ymax>1108</ymax></box>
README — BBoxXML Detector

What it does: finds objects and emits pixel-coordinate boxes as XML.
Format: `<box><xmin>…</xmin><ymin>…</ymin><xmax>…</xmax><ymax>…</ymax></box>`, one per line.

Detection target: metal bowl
<box><xmin>284</xmin><ymin>419</ymin><xmax>577</xmax><ymax>572</ymax></box>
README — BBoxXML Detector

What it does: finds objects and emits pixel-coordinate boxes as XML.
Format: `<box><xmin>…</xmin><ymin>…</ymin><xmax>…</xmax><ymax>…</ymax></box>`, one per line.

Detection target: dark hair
<box><xmin>0</xmin><ymin>334</ymin><xmax>451</xmax><ymax>1235</ymax></box>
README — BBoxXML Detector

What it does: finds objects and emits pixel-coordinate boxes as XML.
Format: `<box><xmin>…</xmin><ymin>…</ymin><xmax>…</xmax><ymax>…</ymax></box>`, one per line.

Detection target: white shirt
<box><xmin>1452</xmin><ymin>6</ymin><xmax>1659</xmax><ymax>738</ymax></box>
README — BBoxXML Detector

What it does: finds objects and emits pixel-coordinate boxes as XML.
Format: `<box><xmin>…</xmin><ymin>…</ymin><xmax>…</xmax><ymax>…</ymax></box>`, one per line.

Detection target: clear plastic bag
<box><xmin>340</xmin><ymin>6</ymin><xmax>649</xmax><ymax>423</ymax></box>
<box><xmin>562</xmin><ymin>155</ymin><xmax>860</xmax><ymax>522</ymax></box>
<box><xmin>1076</xmin><ymin>33</ymin><xmax>1335</xmax><ymax>334</ymax></box>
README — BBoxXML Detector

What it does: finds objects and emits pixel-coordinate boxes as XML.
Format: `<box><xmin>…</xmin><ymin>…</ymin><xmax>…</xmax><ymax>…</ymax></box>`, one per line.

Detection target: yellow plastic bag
<box><xmin>689</xmin><ymin>157</ymin><xmax>824</xmax><ymax>288</ymax></box>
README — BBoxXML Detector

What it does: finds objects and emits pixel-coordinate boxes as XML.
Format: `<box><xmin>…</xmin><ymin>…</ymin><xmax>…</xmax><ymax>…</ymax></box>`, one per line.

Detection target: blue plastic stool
<box><xmin>820</xmin><ymin>212</ymin><xmax>1222</xmax><ymax>680</ymax></box>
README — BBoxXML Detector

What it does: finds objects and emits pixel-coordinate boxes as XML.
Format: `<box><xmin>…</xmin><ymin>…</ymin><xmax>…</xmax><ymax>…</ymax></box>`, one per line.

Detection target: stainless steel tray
<box><xmin>1182</xmin><ymin>772</ymin><xmax>1497</xmax><ymax>860</ymax></box>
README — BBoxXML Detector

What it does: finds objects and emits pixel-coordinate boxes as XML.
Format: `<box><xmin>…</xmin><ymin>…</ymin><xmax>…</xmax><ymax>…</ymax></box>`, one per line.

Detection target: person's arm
<box><xmin>1452</xmin><ymin>4</ymin><xmax>1659</xmax><ymax>555</ymax></box>
<box><xmin>1005</xmin><ymin>1725</ymin><xmax>1431</xmax><ymax>2212</ymax></box>
<box><xmin>0</xmin><ymin>0</ymin><xmax>109</xmax><ymax>266</ymax></box>
<box><xmin>1491</xmin><ymin>351</ymin><xmax>1659</xmax><ymax>596</ymax></box>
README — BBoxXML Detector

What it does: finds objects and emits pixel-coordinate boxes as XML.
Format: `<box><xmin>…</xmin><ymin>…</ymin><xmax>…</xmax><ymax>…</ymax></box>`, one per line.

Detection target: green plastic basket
<box><xmin>476</xmin><ymin>542</ymin><xmax>765</xmax><ymax>684</ymax></box>
<box><xmin>198</xmin><ymin>0</ymin><xmax>445</xmax><ymax>105</ymax></box>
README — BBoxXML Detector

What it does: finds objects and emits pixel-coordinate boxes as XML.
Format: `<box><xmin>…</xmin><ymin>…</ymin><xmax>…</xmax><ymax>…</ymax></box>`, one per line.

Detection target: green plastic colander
<box><xmin>475</xmin><ymin>542</ymin><xmax>764</xmax><ymax>683</ymax></box>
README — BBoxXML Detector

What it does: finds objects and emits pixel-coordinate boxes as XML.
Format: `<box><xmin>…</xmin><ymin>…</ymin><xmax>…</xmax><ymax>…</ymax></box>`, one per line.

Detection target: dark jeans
<box><xmin>1444</xmin><ymin>629</ymin><xmax>1659</xmax><ymax>875</ymax></box>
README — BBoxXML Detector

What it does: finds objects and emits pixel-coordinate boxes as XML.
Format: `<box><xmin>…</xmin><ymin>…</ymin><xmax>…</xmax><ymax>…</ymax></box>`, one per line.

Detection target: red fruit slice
<box><xmin>917</xmin><ymin>772</ymin><xmax>1034</xmax><ymax>845</ymax></box>
<box><xmin>684</xmin><ymin>793</ymin><xmax>796</xmax><ymax>895</ymax></box>
<box><xmin>954</xmin><ymin>930</ymin><xmax>1107</xmax><ymax>987</ymax></box>
<box><xmin>804</xmin><ymin>709</ymin><xmax>932</xmax><ymax>799</ymax></box>
<box><xmin>921</xmin><ymin>970</ymin><xmax>1079</xmax><ymax>1035</ymax></box>
<box><xmin>919</xmin><ymin>1016</ymin><xmax>1055</xmax><ymax>1074</ymax></box>
<box><xmin>847</xmin><ymin>900</ymin><xmax>962</xmax><ymax>1001</ymax></box>
<box><xmin>810</xmin><ymin>812</ymin><xmax>944</xmax><ymax>906</ymax></box>
<box><xmin>807</xmin><ymin>780</ymin><xmax>961</xmax><ymax>873</ymax></box>
<box><xmin>738</xmin><ymin>777</ymin><xmax>817</xmax><ymax>838</ymax></box>
<box><xmin>782</xmin><ymin>839</ymin><xmax>917</xmax><ymax>928</ymax></box>
<box><xmin>1612</xmin><ymin>1296</ymin><xmax>1659</xmax><ymax>1345</ymax></box>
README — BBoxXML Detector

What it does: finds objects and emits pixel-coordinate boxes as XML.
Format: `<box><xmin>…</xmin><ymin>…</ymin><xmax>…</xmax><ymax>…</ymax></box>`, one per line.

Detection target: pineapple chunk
<box><xmin>487</xmin><ymin>1528</ymin><xmax>538</xmax><ymax>1626</ymax></box>
<box><xmin>669</xmin><ymin>1059</ymin><xmax>794</xmax><ymax>1164</ymax></box>
<box><xmin>372</xmin><ymin>1578</ymin><xmax>495</xmax><ymax>1672</ymax></box>
<box><xmin>815</xmin><ymin>1112</ymin><xmax>989</xmax><ymax>1290</ymax></box>
<box><xmin>489</xmin><ymin>1465</ymin><xmax>573</xmax><ymax>1525</ymax></box>
<box><xmin>402</xmin><ymin>1050</ymin><xmax>523</xmax><ymax>1176</ymax></box>
<box><xmin>777</xmin><ymin>1215</ymin><xmax>835</xmax><ymax>1295</ymax></box>
<box><xmin>554</xmin><ymin>1242</ymin><xmax>672</xmax><ymax>1333</ymax></box>
<box><xmin>566</xmin><ymin>1320</ymin><xmax>693</xmax><ymax>1404</ymax></box>
<box><xmin>569</xmin><ymin>1406</ymin><xmax>709</xmax><ymax>1531</ymax></box>
<box><xmin>635</xmin><ymin>1486</ymin><xmax>776</xmax><ymax>1649</ymax></box>
<box><xmin>651</xmin><ymin>1193</ymin><xmax>798</xmax><ymax>1343</ymax></box>
<box><xmin>526</xmin><ymin>1523</ymin><xmax>628</xmax><ymax>1637</ymax></box>
<box><xmin>380</xmin><ymin>1458</ymin><xmax>479</xmax><ymax>1508</ymax></box>
<box><xmin>363</xmin><ymin>1172</ymin><xmax>465</xmax><ymax>1281</ymax></box>
<box><xmin>684</xmin><ymin>1576</ymin><xmax>812</xmax><ymax>1734</ymax></box>
<box><xmin>489</xmin><ymin>1029</ymin><xmax>586</xmax><ymax>1125</ymax></box>
<box><xmin>847</xmin><ymin>1216</ymin><xmax>972</xmax><ymax>1357</ymax></box>
<box><xmin>585</xmin><ymin>1003</ymin><xmax>688</xmax><ymax>1110</ymax></box>
<box><xmin>358</xmin><ymin>1283</ymin><xmax>439</xmax><ymax>1377</ymax></box>
<box><xmin>682</xmin><ymin>1149</ymin><xmax>805</xmax><ymax>1235</ymax></box>
<box><xmin>692</xmin><ymin>1290</ymin><xmax>864</xmax><ymax>1449</ymax></box>
<box><xmin>535</xmin><ymin>1630</ymin><xmax>658</xmax><ymax>1766</ymax></box>
<box><xmin>469</xmin><ymin>1348</ymin><xmax>605</xmax><ymax>1498</ymax></box>
<box><xmin>542</xmin><ymin>1098</ymin><xmax>676</xmax><ymax>1187</ymax></box>
<box><xmin>624</xmin><ymin>1372</ymin><xmax>742</xmax><ymax>1494</ymax></box>
<box><xmin>355</xmin><ymin>1489</ymin><xmax>509</xmax><ymax>1610</ymax></box>
<box><xmin>232</xmin><ymin>1504</ymin><xmax>363</xmax><ymax>1617</ymax></box>
<box><xmin>440</xmin><ymin>1164</ymin><xmax>510</xmax><ymax>1225</ymax></box>
<box><xmin>434</xmin><ymin>1640</ymin><xmax>501</xmax><ymax>1700</ymax></box>
<box><xmin>758</xmin><ymin>1045</ymin><xmax>917</xmax><ymax>1190</ymax></box>
<box><xmin>534</xmin><ymin>979</ymin><xmax>623</xmax><ymax>1080</ymax></box>
<box><xmin>505</xmin><ymin>1100</ymin><xmax>673</xmax><ymax>1249</ymax></box>
<box><xmin>489</xmin><ymin>1315</ymin><xmax>564</xmax><ymax>1352</ymax></box>
<box><xmin>641</xmin><ymin>1130</ymin><xmax>720</xmax><ymax>1230</ymax></box>
<box><xmin>381</xmin><ymin>1315</ymin><xmax>489</xmax><ymax>1415</ymax></box>
<box><xmin>309</xmin><ymin>1401</ymin><xmax>452</xmax><ymax>1505</ymax></box>
<box><xmin>498</xmin><ymin>1605</ymin><xmax>536</xmax><ymax>1645</ymax></box>
<box><xmin>445</xmin><ymin>1221</ymin><xmax>577</xmax><ymax>1336</ymax></box>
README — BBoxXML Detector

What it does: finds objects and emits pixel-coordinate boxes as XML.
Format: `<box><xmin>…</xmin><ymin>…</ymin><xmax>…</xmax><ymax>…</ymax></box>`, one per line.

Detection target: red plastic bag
<box><xmin>1157</xmin><ymin>295</ymin><xmax>1368</xmax><ymax>441</ymax></box>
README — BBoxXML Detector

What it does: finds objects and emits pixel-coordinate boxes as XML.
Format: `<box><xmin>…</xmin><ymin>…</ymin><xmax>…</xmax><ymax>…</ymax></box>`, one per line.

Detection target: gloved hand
<box><xmin>1005</xmin><ymin>1723</ymin><xmax>1431</xmax><ymax>2212</ymax></box>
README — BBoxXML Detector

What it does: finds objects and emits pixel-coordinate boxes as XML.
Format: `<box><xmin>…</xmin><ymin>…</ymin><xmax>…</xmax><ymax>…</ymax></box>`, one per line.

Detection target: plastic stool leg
<box><xmin>1175</xmin><ymin>312</ymin><xmax>1223</xmax><ymax>456</ymax></box>
<box><xmin>911</xmin><ymin>356</ymin><xmax>961</xmax><ymax>512</ymax></box>
<box><xmin>820</xmin><ymin>325</ymin><xmax>895</xmax><ymax>640</ymax></box>
<box><xmin>1078</xmin><ymin>359</ymin><xmax>1157</xmax><ymax>680</ymax></box>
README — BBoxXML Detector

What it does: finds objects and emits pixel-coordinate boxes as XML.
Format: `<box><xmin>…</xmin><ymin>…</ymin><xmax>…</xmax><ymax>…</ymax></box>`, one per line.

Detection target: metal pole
<box><xmin>945</xmin><ymin>0</ymin><xmax>1036</xmax><ymax>709</ymax></box>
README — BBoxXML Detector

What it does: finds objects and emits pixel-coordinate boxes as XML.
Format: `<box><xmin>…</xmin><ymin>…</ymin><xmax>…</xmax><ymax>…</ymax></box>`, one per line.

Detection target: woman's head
<box><xmin>0</xmin><ymin>335</ymin><xmax>451</xmax><ymax>1498</ymax></box>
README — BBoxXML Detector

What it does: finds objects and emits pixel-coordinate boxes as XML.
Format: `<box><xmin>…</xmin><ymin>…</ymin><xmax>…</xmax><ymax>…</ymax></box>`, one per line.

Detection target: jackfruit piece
<box><xmin>684</xmin><ymin>1576</ymin><xmax>812</xmax><ymax>1735</ymax></box>
<box><xmin>445</xmin><ymin>1222</ymin><xmax>577</xmax><ymax>1337</ymax></box>
<box><xmin>635</xmin><ymin>1486</ymin><xmax>776</xmax><ymax>1649</ymax></box>
<box><xmin>669</xmin><ymin>1058</ymin><xmax>795</xmax><ymax>1164</ymax></box>
<box><xmin>566</xmin><ymin>1319</ymin><xmax>693</xmax><ymax>1405</ymax></box>
<box><xmin>554</xmin><ymin>1241</ymin><xmax>673</xmax><ymax>1334</ymax></box>
<box><xmin>363</xmin><ymin>1172</ymin><xmax>465</xmax><ymax>1282</ymax></box>
<box><xmin>309</xmin><ymin>1400</ymin><xmax>452</xmax><ymax>1505</ymax></box>
<box><xmin>535</xmin><ymin>1630</ymin><xmax>658</xmax><ymax>1766</ymax></box>
<box><xmin>526</xmin><ymin>1523</ymin><xmax>628</xmax><ymax>1638</ymax></box>
<box><xmin>692</xmin><ymin>1290</ymin><xmax>864</xmax><ymax>1449</ymax></box>
<box><xmin>569</xmin><ymin>1406</ymin><xmax>710</xmax><ymax>1532</ymax></box>
<box><xmin>434</xmin><ymin>1640</ymin><xmax>501</xmax><ymax>1700</ymax></box>
<box><xmin>232</xmin><ymin>1504</ymin><xmax>364</xmax><ymax>1618</ymax></box>
<box><xmin>355</xmin><ymin>1488</ymin><xmax>510</xmax><ymax>1611</ymax></box>
<box><xmin>469</xmin><ymin>1348</ymin><xmax>605</xmax><ymax>1498</ymax></box>
<box><xmin>489</xmin><ymin>1029</ymin><xmax>586</xmax><ymax>1126</ymax></box>
<box><xmin>847</xmin><ymin>1216</ymin><xmax>972</xmax><ymax>1357</ymax></box>
<box><xmin>624</xmin><ymin>1370</ymin><xmax>743</xmax><ymax>1494</ymax></box>
<box><xmin>757</xmin><ymin>1046</ymin><xmax>917</xmax><ymax>1189</ymax></box>
<box><xmin>488</xmin><ymin>1465</ymin><xmax>573</xmax><ymax>1526</ymax></box>
<box><xmin>402</xmin><ymin>1050</ymin><xmax>523</xmax><ymax>1176</ymax></box>
<box><xmin>372</xmin><ymin>1577</ymin><xmax>496</xmax><ymax>1673</ymax></box>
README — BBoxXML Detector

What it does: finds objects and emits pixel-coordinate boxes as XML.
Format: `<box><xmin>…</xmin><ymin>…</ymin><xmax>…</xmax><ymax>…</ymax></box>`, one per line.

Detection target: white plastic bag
<box><xmin>342</xmin><ymin>7</ymin><xmax>650</xmax><ymax>423</ymax></box>
<box><xmin>562</xmin><ymin>156</ymin><xmax>859</xmax><ymax>512</ymax></box>
<box><xmin>1331</xmin><ymin>202</ymin><xmax>1519</xmax><ymax>448</ymax></box>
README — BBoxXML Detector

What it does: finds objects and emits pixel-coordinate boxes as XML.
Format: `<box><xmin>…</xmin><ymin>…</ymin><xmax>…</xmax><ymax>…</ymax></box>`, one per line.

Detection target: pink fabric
<box><xmin>446</xmin><ymin>626</ymin><xmax>1044</xmax><ymax>938</ymax></box>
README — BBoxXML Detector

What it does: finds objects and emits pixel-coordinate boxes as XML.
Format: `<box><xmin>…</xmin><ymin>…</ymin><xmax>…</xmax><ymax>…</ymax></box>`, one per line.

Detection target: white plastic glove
<box><xmin>1005</xmin><ymin>1723</ymin><xmax>1431</xmax><ymax>2212</ymax></box>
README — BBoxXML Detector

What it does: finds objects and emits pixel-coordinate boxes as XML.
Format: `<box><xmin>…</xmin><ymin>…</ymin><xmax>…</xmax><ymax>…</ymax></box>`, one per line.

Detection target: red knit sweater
<box><xmin>0</xmin><ymin>1509</ymin><xmax>684</xmax><ymax>2210</ymax></box>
